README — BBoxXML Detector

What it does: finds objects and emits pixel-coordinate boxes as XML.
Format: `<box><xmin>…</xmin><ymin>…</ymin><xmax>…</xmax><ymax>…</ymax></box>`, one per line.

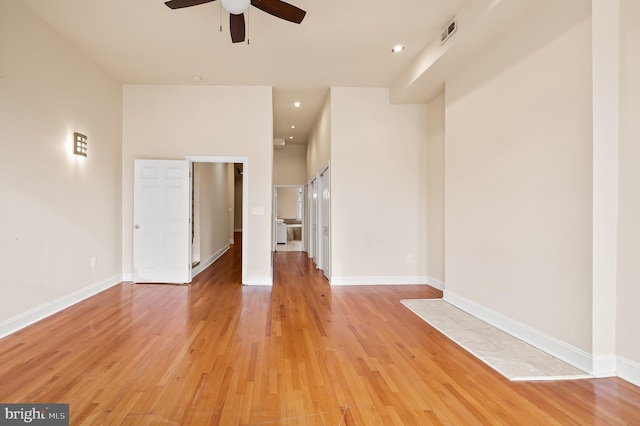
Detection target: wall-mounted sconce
<box><xmin>73</xmin><ymin>132</ymin><xmax>87</xmax><ymax>157</ymax></box>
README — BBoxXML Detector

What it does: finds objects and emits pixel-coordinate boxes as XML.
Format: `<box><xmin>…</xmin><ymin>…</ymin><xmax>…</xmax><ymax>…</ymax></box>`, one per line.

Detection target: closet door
<box><xmin>320</xmin><ymin>166</ymin><xmax>330</xmax><ymax>279</ymax></box>
<box><xmin>309</xmin><ymin>178</ymin><xmax>317</xmax><ymax>263</ymax></box>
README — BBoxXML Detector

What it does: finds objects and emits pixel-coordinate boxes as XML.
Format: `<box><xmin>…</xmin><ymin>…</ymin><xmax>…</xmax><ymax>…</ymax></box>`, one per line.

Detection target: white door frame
<box><xmin>308</xmin><ymin>161</ymin><xmax>330</xmax><ymax>275</ymax></box>
<box><xmin>319</xmin><ymin>163</ymin><xmax>331</xmax><ymax>280</ymax></box>
<box><xmin>308</xmin><ymin>177</ymin><xmax>318</xmax><ymax>262</ymax></box>
<box><xmin>186</xmin><ymin>155</ymin><xmax>249</xmax><ymax>285</ymax></box>
<box><xmin>272</xmin><ymin>184</ymin><xmax>305</xmax><ymax>251</ymax></box>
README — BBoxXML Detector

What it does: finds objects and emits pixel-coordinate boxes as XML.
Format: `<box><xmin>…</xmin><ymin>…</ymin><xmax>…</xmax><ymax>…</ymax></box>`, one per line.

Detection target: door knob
<box><xmin>134</xmin><ymin>225</ymin><xmax>140</xmax><ymax>229</ymax></box>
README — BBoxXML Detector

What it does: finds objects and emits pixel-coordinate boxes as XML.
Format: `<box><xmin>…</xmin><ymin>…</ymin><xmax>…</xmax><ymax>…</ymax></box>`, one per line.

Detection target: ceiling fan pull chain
<box><xmin>219</xmin><ymin>2</ymin><xmax>222</xmax><ymax>32</ymax></box>
<box><xmin>247</xmin><ymin>7</ymin><xmax>250</xmax><ymax>45</ymax></box>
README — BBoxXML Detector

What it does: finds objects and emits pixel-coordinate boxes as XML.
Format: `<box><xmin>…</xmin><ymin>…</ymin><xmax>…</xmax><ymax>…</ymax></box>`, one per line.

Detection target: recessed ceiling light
<box><xmin>289</xmin><ymin>136</ymin><xmax>294</xmax><ymax>140</ymax></box>
<box><xmin>291</xmin><ymin>125</ymin><xmax>296</xmax><ymax>129</ymax></box>
<box><xmin>293</xmin><ymin>102</ymin><xmax>301</xmax><ymax>108</ymax></box>
<box><xmin>392</xmin><ymin>45</ymin><xmax>405</xmax><ymax>53</ymax></box>
<box><xmin>192</xmin><ymin>75</ymin><xmax>203</xmax><ymax>82</ymax></box>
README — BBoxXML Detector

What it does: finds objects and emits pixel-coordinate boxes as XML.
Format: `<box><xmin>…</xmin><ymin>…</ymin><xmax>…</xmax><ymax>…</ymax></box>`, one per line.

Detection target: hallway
<box><xmin>0</xmin><ymin>245</ymin><xmax>638</xmax><ymax>424</ymax></box>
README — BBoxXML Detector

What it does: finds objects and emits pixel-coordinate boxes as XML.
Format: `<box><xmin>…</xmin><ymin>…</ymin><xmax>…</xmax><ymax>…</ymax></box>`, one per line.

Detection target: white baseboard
<box><xmin>245</xmin><ymin>276</ymin><xmax>273</xmax><ymax>286</ymax></box>
<box><xmin>192</xmin><ymin>245</ymin><xmax>229</xmax><ymax>278</ymax></box>
<box><xmin>330</xmin><ymin>276</ymin><xmax>430</xmax><ymax>286</ymax></box>
<box><xmin>592</xmin><ymin>356</ymin><xmax>617</xmax><ymax>378</ymax></box>
<box><xmin>617</xmin><ymin>356</ymin><xmax>640</xmax><ymax>387</ymax></box>
<box><xmin>229</xmin><ymin>238</ymin><xmax>235</xmax><ymax>244</ymax></box>
<box><xmin>443</xmin><ymin>290</ymin><xmax>593</xmax><ymax>374</ymax></box>
<box><xmin>122</xmin><ymin>272</ymin><xmax>133</xmax><ymax>282</ymax></box>
<box><xmin>427</xmin><ymin>276</ymin><xmax>445</xmax><ymax>291</ymax></box>
<box><xmin>0</xmin><ymin>274</ymin><xmax>123</xmax><ymax>340</ymax></box>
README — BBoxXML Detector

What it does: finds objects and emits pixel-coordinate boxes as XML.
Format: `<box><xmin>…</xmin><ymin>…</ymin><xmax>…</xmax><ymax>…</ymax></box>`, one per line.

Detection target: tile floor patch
<box><xmin>401</xmin><ymin>299</ymin><xmax>592</xmax><ymax>381</ymax></box>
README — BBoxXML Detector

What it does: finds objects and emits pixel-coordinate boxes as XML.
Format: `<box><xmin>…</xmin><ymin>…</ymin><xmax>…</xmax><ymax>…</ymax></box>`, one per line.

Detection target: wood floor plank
<box><xmin>0</xmin><ymin>236</ymin><xmax>639</xmax><ymax>424</ymax></box>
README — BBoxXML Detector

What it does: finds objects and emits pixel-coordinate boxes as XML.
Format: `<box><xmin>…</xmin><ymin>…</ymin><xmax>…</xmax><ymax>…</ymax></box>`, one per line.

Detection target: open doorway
<box><xmin>273</xmin><ymin>185</ymin><xmax>304</xmax><ymax>252</ymax></box>
<box><xmin>188</xmin><ymin>156</ymin><xmax>248</xmax><ymax>284</ymax></box>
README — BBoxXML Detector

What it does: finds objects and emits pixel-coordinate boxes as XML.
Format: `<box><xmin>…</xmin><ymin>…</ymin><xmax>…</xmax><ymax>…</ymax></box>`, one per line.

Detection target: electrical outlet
<box><xmin>91</xmin><ymin>257</ymin><xmax>98</xmax><ymax>268</ymax></box>
<box><xmin>406</xmin><ymin>255</ymin><xmax>413</xmax><ymax>263</ymax></box>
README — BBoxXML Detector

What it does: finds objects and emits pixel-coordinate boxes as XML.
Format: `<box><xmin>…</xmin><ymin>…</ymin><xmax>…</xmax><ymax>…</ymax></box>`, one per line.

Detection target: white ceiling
<box><xmin>21</xmin><ymin>0</ymin><xmax>468</xmax><ymax>144</ymax></box>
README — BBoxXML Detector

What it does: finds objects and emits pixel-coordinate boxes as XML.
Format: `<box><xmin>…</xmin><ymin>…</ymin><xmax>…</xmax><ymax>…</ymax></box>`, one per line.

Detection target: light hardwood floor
<box><xmin>0</xmin><ymin>235</ymin><xmax>639</xmax><ymax>425</ymax></box>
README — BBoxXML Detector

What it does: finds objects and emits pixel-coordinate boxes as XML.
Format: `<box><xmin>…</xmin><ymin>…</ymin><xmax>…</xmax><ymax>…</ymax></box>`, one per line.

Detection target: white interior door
<box><xmin>320</xmin><ymin>166</ymin><xmax>331</xmax><ymax>279</ymax></box>
<box><xmin>134</xmin><ymin>159</ymin><xmax>192</xmax><ymax>284</ymax></box>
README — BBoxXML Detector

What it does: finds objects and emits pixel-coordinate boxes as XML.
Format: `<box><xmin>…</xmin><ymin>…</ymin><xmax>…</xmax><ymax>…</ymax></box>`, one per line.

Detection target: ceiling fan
<box><xmin>165</xmin><ymin>0</ymin><xmax>306</xmax><ymax>43</ymax></box>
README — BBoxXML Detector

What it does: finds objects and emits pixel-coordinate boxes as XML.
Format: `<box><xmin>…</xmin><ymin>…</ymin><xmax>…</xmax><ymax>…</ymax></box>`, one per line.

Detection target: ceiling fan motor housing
<box><xmin>165</xmin><ymin>0</ymin><xmax>306</xmax><ymax>44</ymax></box>
<box><xmin>221</xmin><ymin>0</ymin><xmax>250</xmax><ymax>14</ymax></box>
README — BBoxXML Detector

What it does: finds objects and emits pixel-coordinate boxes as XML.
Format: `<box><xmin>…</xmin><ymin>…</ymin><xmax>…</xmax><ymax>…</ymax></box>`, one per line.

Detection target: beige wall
<box><xmin>273</xmin><ymin>144</ymin><xmax>305</xmax><ymax>221</ymax></box>
<box><xmin>194</xmin><ymin>163</ymin><xmax>231</xmax><ymax>262</ymax></box>
<box><xmin>234</xmin><ymin>167</ymin><xmax>243</xmax><ymax>231</ymax></box>
<box><xmin>427</xmin><ymin>92</ymin><xmax>445</xmax><ymax>285</ymax></box>
<box><xmin>306</xmin><ymin>93</ymin><xmax>331</xmax><ymax>179</ymax></box>
<box><xmin>122</xmin><ymin>85</ymin><xmax>273</xmax><ymax>285</ymax></box>
<box><xmin>0</xmin><ymin>2</ymin><xmax>122</xmax><ymax>324</ymax></box>
<box><xmin>227</xmin><ymin>163</ymin><xmax>234</xmax><ymax>242</ymax></box>
<box><xmin>273</xmin><ymin>145</ymin><xmax>307</xmax><ymax>185</ymax></box>
<box><xmin>444</xmin><ymin>3</ymin><xmax>593</xmax><ymax>351</ymax></box>
<box><xmin>330</xmin><ymin>87</ymin><xmax>428</xmax><ymax>283</ymax></box>
<box><xmin>617</xmin><ymin>0</ymin><xmax>640</xmax><ymax>365</ymax></box>
<box><xmin>276</xmin><ymin>187</ymin><xmax>299</xmax><ymax>219</ymax></box>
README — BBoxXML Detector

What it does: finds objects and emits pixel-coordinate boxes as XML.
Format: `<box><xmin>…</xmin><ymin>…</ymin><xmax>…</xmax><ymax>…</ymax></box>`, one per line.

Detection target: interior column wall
<box><xmin>427</xmin><ymin>92</ymin><xmax>446</xmax><ymax>287</ymax></box>
<box><xmin>330</xmin><ymin>87</ymin><xmax>428</xmax><ymax>284</ymax></box>
<box><xmin>616</xmin><ymin>0</ymin><xmax>640</xmax><ymax>373</ymax></box>
<box><xmin>443</xmin><ymin>2</ymin><xmax>593</xmax><ymax>352</ymax></box>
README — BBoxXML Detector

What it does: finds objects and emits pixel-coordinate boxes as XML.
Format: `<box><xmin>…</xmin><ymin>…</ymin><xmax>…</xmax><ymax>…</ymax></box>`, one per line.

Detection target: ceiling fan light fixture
<box><xmin>392</xmin><ymin>44</ymin><xmax>405</xmax><ymax>53</ymax></box>
<box><xmin>221</xmin><ymin>0</ymin><xmax>250</xmax><ymax>14</ymax></box>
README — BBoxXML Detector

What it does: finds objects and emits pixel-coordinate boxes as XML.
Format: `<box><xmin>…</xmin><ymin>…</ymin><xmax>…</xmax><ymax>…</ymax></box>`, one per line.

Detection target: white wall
<box><xmin>444</xmin><ymin>2</ymin><xmax>593</xmax><ymax>352</ymax></box>
<box><xmin>616</xmin><ymin>0</ymin><xmax>640</xmax><ymax>369</ymax></box>
<box><xmin>0</xmin><ymin>2</ymin><xmax>122</xmax><ymax>327</ymax></box>
<box><xmin>122</xmin><ymin>86</ymin><xmax>273</xmax><ymax>285</ymax></box>
<box><xmin>427</xmin><ymin>92</ymin><xmax>445</xmax><ymax>286</ymax></box>
<box><xmin>306</xmin><ymin>93</ymin><xmax>331</xmax><ymax>180</ymax></box>
<box><xmin>330</xmin><ymin>87</ymin><xmax>428</xmax><ymax>284</ymax></box>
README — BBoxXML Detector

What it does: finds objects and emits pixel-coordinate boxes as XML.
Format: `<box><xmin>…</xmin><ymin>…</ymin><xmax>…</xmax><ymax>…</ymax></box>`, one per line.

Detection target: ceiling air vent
<box><xmin>440</xmin><ymin>18</ymin><xmax>457</xmax><ymax>45</ymax></box>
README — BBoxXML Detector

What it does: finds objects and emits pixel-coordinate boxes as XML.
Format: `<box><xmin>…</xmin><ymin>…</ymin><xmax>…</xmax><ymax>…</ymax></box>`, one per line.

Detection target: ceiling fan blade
<box><xmin>250</xmin><ymin>0</ymin><xmax>306</xmax><ymax>24</ymax></box>
<box><xmin>230</xmin><ymin>13</ymin><xmax>246</xmax><ymax>43</ymax></box>
<box><xmin>165</xmin><ymin>0</ymin><xmax>216</xmax><ymax>9</ymax></box>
